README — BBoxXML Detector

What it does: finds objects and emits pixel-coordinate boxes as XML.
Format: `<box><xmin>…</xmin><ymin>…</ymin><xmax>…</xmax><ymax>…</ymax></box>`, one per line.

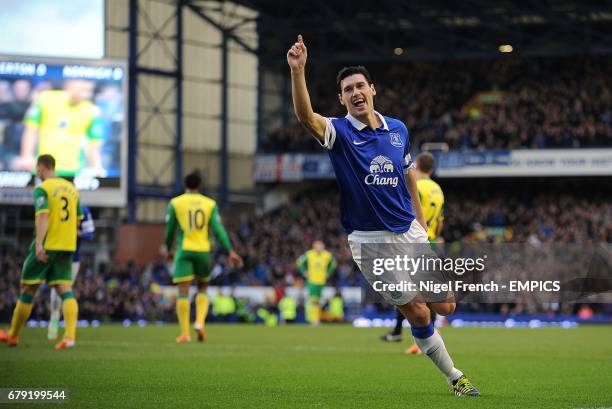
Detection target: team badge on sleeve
<box><xmin>389</xmin><ymin>132</ymin><xmax>403</xmax><ymax>147</ymax></box>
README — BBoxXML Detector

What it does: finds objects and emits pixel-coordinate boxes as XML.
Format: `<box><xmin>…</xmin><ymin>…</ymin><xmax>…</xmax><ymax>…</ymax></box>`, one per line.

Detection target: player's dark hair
<box><xmin>184</xmin><ymin>170</ymin><xmax>202</xmax><ymax>190</ymax></box>
<box><xmin>37</xmin><ymin>154</ymin><xmax>55</xmax><ymax>170</ymax></box>
<box><xmin>416</xmin><ymin>152</ymin><xmax>435</xmax><ymax>174</ymax></box>
<box><xmin>336</xmin><ymin>66</ymin><xmax>373</xmax><ymax>92</ymax></box>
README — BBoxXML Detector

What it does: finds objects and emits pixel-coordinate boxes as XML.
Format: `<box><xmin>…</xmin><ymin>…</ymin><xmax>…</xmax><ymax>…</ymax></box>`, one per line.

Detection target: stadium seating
<box><xmin>261</xmin><ymin>55</ymin><xmax>612</xmax><ymax>152</ymax></box>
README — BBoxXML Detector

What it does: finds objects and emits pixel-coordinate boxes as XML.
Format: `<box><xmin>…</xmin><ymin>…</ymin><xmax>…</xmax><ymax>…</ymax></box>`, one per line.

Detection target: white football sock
<box><xmin>49</xmin><ymin>288</ymin><xmax>62</xmax><ymax>324</ymax></box>
<box><xmin>414</xmin><ymin>330</ymin><xmax>463</xmax><ymax>383</ymax></box>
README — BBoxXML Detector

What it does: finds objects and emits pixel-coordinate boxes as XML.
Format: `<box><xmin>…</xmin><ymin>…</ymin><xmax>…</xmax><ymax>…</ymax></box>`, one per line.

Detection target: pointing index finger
<box><xmin>298</xmin><ymin>34</ymin><xmax>304</xmax><ymax>44</ymax></box>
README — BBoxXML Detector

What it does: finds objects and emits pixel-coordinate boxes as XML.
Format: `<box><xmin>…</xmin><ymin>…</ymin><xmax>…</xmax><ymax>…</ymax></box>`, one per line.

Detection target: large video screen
<box><xmin>0</xmin><ymin>0</ymin><xmax>104</xmax><ymax>59</ymax></box>
<box><xmin>0</xmin><ymin>57</ymin><xmax>127</xmax><ymax>206</ymax></box>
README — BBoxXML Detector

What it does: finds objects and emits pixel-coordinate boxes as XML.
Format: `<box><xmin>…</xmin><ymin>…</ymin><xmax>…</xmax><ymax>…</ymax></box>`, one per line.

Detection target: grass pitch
<box><xmin>1</xmin><ymin>324</ymin><xmax>611</xmax><ymax>408</ymax></box>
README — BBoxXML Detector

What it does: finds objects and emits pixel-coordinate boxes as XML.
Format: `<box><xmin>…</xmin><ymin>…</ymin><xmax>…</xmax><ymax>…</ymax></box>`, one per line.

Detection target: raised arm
<box><xmin>287</xmin><ymin>35</ymin><xmax>327</xmax><ymax>142</ymax></box>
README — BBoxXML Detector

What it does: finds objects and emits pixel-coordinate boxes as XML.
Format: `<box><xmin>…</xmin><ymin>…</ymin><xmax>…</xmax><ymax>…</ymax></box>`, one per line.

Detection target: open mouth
<box><xmin>352</xmin><ymin>98</ymin><xmax>366</xmax><ymax>108</ymax></box>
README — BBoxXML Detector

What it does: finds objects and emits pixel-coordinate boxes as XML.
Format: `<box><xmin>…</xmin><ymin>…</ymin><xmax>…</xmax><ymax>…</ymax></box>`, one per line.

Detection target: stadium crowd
<box><xmin>0</xmin><ymin>252</ymin><xmax>175</xmax><ymax>322</ymax></box>
<box><xmin>1</xmin><ymin>187</ymin><xmax>609</xmax><ymax>322</ymax></box>
<box><xmin>230</xmin><ymin>187</ymin><xmax>611</xmax><ymax>286</ymax></box>
<box><xmin>262</xmin><ymin>55</ymin><xmax>612</xmax><ymax>152</ymax></box>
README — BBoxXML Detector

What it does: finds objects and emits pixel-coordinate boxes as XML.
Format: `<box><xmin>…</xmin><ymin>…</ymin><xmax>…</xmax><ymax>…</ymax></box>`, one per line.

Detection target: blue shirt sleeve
<box><xmin>402</xmin><ymin>123</ymin><xmax>414</xmax><ymax>171</ymax></box>
<box><xmin>79</xmin><ymin>207</ymin><xmax>95</xmax><ymax>241</ymax></box>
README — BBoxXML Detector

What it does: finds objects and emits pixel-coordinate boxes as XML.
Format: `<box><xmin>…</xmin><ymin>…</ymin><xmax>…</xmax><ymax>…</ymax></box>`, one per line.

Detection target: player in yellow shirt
<box><xmin>0</xmin><ymin>155</ymin><xmax>83</xmax><ymax>349</ymax></box>
<box><xmin>296</xmin><ymin>241</ymin><xmax>337</xmax><ymax>326</ymax></box>
<box><xmin>416</xmin><ymin>153</ymin><xmax>445</xmax><ymax>242</ymax></box>
<box><xmin>12</xmin><ymin>80</ymin><xmax>106</xmax><ymax>176</ymax></box>
<box><xmin>380</xmin><ymin>152</ymin><xmax>445</xmax><ymax>354</ymax></box>
<box><xmin>164</xmin><ymin>171</ymin><xmax>243</xmax><ymax>344</ymax></box>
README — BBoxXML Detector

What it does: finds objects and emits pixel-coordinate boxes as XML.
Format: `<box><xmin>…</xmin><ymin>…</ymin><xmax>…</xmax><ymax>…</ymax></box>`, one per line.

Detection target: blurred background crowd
<box><xmin>261</xmin><ymin>55</ymin><xmax>612</xmax><ymax>152</ymax></box>
<box><xmin>2</xmin><ymin>180</ymin><xmax>609</xmax><ymax>322</ymax></box>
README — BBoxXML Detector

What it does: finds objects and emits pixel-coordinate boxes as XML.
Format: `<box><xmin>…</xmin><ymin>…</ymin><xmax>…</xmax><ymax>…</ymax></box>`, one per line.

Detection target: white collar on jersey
<box><xmin>346</xmin><ymin>111</ymin><xmax>389</xmax><ymax>131</ymax></box>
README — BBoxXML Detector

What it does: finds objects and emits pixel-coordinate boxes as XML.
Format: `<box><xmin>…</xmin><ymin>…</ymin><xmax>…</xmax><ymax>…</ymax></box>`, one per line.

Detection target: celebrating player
<box><xmin>380</xmin><ymin>152</ymin><xmax>445</xmax><ymax>354</ymax></box>
<box><xmin>296</xmin><ymin>240</ymin><xmax>337</xmax><ymax>326</ymax></box>
<box><xmin>48</xmin><ymin>206</ymin><xmax>94</xmax><ymax>340</ymax></box>
<box><xmin>163</xmin><ymin>171</ymin><xmax>243</xmax><ymax>344</ymax></box>
<box><xmin>12</xmin><ymin>80</ymin><xmax>106</xmax><ymax>177</ymax></box>
<box><xmin>287</xmin><ymin>35</ymin><xmax>479</xmax><ymax>396</ymax></box>
<box><xmin>0</xmin><ymin>155</ymin><xmax>82</xmax><ymax>349</ymax></box>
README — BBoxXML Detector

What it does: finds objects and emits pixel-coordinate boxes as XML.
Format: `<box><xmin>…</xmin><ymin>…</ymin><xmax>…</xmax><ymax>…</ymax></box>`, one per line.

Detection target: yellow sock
<box><xmin>62</xmin><ymin>297</ymin><xmax>78</xmax><ymax>340</ymax></box>
<box><xmin>313</xmin><ymin>305</ymin><xmax>321</xmax><ymax>323</ymax></box>
<box><xmin>307</xmin><ymin>297</ymin><xmax>321</xmax><ymax>323</ymax></box>
<box><xmin>176</xmin><ymin>296</ymin><xmax>190</xmax><ymax>336</ymax></box>
<box><xmin>8</xmin><ymin>297</ymin><xmax>33</xmax><ymax>338</ymax></box>
<box><xmin>306</xmin><ymin>301</ymin><xmax>320</xmax><ymax>323</ymax></box>
<box><xmin>195</xmin><ymin>293</ymin><xmax>209</xmax><ymax>327</ymax></box>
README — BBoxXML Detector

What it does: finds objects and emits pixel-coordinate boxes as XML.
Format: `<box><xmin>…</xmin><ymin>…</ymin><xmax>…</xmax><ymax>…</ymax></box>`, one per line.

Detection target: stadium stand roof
<box><xmin>191</xmin><ymin>0</ymin><xmax>612</xmax><ymax>61</ymax></box>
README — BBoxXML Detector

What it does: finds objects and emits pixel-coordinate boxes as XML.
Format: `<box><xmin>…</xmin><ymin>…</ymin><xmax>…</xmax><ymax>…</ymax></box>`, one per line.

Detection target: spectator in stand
<box><xmin>0</xmin><ymin>189</ymin><xmax>609</xmax><ymax>321</ymax></box>
<box><xmin>261</xmin><ymin>55</ymin><xmax>612</xmax><ymax>152</ymax></box>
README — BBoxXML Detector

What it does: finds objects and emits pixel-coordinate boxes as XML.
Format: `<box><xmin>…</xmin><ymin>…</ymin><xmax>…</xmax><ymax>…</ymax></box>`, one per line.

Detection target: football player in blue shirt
<box><xmin>287</xmin><ymin>35</ymin><xmax>479</xmax><ymax>397</ymax></box>
<box><xmin>47</xmin><ymin>206</ymin><xmax>94</xmax><ymax>340</ymax></box>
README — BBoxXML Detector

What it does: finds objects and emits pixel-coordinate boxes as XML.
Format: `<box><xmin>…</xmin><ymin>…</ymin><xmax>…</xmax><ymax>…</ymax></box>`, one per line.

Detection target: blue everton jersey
<box><xmin>73</xmin><ymin>206</ymin><xmax>95</xmax><ymax>262</ymax></box>
<box><xmin>320</xmin><ymin>112</ymin><xmax>415</xmax><ymax>233</ymax></box>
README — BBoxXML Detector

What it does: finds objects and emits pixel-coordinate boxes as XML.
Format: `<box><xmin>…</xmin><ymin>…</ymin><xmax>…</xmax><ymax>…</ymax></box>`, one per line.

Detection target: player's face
<box><xmin>36</xmin><ymin>164</ymin><xmax>50</xmax><ymax>181</ymax></box>
<box><xmin>12</xmin><ymin>80</ymin><xmax>31</xmax><ymax>101</ymax></box>
<box><xmin>313</xmin><ymin>241</ymin><xmax>324</xmax><ymax>252</ymax></box>
<box><xmin>338</xmin><ymin>74</ymin><xmax>376</xmax><ymax>118</ymax></box>
<box><xmin>65</xmin><ymin>80</ymin><xmax>95</xmax><ymax>104</ymax></box>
